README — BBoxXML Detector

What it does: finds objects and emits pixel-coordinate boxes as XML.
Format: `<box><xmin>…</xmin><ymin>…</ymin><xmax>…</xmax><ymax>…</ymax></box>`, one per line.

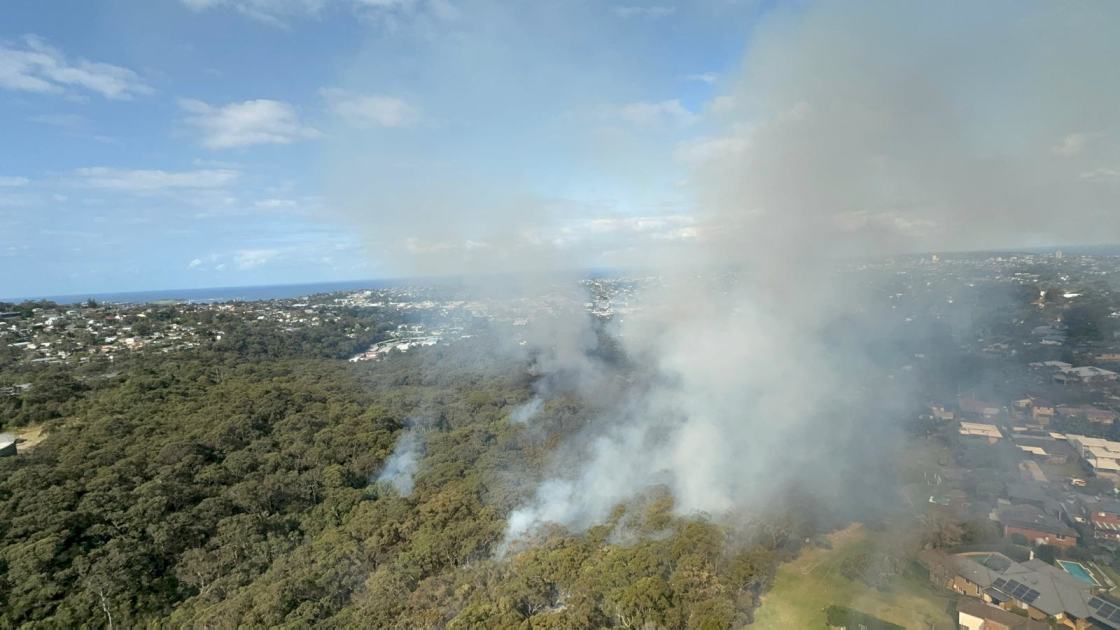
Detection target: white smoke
<box><xmin>322</xmin><ymin>0</ymin><xmax>1120</xmax><ymax>543</ymax></box>
<box><xmin>509</xmin><ymin>396</ymin><xmax>543</xmax><ymax>424</ymax></box>
<box><xmin>503</xmin><ymin>0</ymin><xmax>1120</xmax><ymax>540</ymax></box>
<box><xmin>375</xmin><ymin>427</ymin><xmax>425</xmax><ymax>497</ymax></box>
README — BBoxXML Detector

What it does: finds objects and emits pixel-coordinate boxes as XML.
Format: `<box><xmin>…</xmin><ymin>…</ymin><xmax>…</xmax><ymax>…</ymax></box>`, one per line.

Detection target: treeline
<box><xmin>0</xmin><ymin>337</ymin><xmax>800</xmax><ymax>627</ymax></box>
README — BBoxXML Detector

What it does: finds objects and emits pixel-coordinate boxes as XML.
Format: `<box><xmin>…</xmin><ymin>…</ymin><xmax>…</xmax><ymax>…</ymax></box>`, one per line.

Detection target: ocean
<box><xmin>7</xmin><ymin>279</ymin><xmax>402</xmax><ymax>306</ymax></box>
<box><xmin>7</xmin><ymin>268</ymin><xmax>620</xmax><ymax>306</ymax></box>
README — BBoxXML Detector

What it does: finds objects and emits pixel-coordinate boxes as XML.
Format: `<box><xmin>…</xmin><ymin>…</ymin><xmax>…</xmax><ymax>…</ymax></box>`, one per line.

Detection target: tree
<box><xmin>1036</xmin><ymin>544</ymin><xmax>1058</xmax><ymax>565</ymax></box>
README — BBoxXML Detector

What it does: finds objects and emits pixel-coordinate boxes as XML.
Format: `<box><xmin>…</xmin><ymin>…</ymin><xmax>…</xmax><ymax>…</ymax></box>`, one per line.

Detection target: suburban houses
<box><xmin>924</xmin><ymin>550</ymin><xmax>1110</xmax><ymax>628</ymax></box>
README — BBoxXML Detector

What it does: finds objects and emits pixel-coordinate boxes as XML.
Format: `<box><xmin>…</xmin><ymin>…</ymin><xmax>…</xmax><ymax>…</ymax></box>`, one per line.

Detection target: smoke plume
<box><xmin>503</xmin><ymin>0</ymin><xmax>1120</xmax><ymax>539</ymax></box>
<box><xmin>374</xmin><ymin>426</ymin><xmax>425</xmax><ymax>497</ymax></box>
<box><xmin>325</xmin><ymin>0</ymin><xmax>1120</xmax><ymax>542</ymax></box>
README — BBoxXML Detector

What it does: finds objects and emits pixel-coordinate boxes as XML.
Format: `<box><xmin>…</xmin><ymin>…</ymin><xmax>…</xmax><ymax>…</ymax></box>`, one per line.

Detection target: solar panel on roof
<box><xmin>1100</xmin><ymin>604</ymin><xmax>1117</xmax><ymax>617</ymax></box>
<box><xmin>993</xmin><ymin>578</ymin><xmax>1008</xmax><ymax>589</ymax></box>
<box><xmin>1023</xmin><ymin>589</ymin><xmax>1040</xmax><ymax>603</ymax></box>
<box><xmin>1012</xmin><ymin>585</ymin><xmax>1030</xmax><ymax>598</ymax></box>
<box><xmin>1109</xmin><ymin>610</ymin><xmax>1120</xmax><ymax>624</ymax></box>
<box><xmin>1004</xmin><ymin>579</ymin><xmax>1021</xmax><ymax>591</ymax></box>
<box><xmin>1091</xmin><ymin>597</ymin><xmax>1105</xmax><ymax>608</ymax></box>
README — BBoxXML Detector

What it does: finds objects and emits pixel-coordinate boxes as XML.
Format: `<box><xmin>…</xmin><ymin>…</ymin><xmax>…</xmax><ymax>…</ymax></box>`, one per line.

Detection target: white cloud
<box><xmin>0</xmin><ymin>176</ymin><xmax>29</xmax><ymax>187</ymax></box>
<box><xmin>323</xmin><ymin>89</ymin><xmax>418</xmax><ymax>127</ymax></box>
<box><xmin>0</xmin><ymin>35</ymin><xmax>151</xmax><ymax>99</ymax></box>
<box><xmin>685</xmin><ymin>72</ymin><xmax>717</xmax><ymax>84</ymax></box>
<box><xmin>615</xmin><ymin>99</ymin><xmax>696</xmax><ymax>126</ymax></box>
<box><xmin>1053</xmin><ymin>132</ymin><xmax>1089</xmax><ymax>157</ymax></box>
<box><xmin>180</xmin><ymin>0</ymin><xmax>329</xmax><ymax>25</ymax></box>
<box><xmin>354</xmin><ymin>0</ymin><xmax>417</xmax><ymax>7</ymax></box>
<box><xmin>29</xmin><ymin>113</ymin><xmax>86</xmax><ymax>129</ymax></box>
<box><xmin>1080</xmin><ymin>167</ymin><xmax>1120</xmax><ymax>182</ymax></box>
<box><xmin>548</xmin><ymin>214</ymin><xmax>700</xmax><ymax>250</ymax></box>
<box><xmin>180</xmin><ymin>98</ymin><xmax>321</xmax><ymax>149</ymax></box>
<box><xmin>74</xmin><ymin>167</ymin><xmax>240</xmax><ymax>191</ymax></box>
<box><xmin>234</xmin><ymin>248</ymin><xmax>280</xmax><ymax>269</ymax></box>
<box><xmin>254</xmin><ymin>198</ymin><xmax>300</xmax><ymax>210</ymax></box>
<box><xmin>612</xmin><ymin>5</ymin><xmax>675</xmax><ymax>19</ymax></box>
<box><xmin>674</xmin><ymin>135</ymin><xmax>748</xmax><ymax>164</ymax></box>
<box><xmin>188</xmin><ymin>258</ymin><xmax>204</xmax><ymax>269</ymax></box>
<box><xmin>180</xmin><ymin>0</ymin><xmax>444</xmax><ymax>25</ymax></box>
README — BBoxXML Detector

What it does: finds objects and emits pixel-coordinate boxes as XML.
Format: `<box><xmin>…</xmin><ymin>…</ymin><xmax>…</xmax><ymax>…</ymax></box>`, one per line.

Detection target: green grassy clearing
<box><xmin>752</xmin><ymin>524</ymin><xmax>957</xmax><ymax>629</ymax></box>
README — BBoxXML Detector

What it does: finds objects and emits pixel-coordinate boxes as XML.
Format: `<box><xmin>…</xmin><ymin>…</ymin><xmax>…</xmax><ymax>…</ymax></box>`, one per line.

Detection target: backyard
<box><xmin>753</xmin><ymin>524</ymin><xmax>957</xmax><ymax>629</ymax></box>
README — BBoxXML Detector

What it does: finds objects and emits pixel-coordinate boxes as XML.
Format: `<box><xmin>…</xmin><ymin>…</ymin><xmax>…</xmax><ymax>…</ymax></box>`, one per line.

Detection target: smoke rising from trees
<box><xmin>375</xmin><ymin>425</ymin><xmax>425</xmax><ymax>496</ymax></box>
<box><xmin>328</xmin><ymin>0</ymin><xmax>1120</xmax><ymax>542</ymax></box>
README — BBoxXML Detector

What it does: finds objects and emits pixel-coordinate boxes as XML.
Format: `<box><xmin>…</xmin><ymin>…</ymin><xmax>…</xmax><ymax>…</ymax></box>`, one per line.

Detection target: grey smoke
<box><xmin>509</xmin><ymin>396</ymin><xmax>543</xmax><ymax>424</ymax></box>
<box><xmin>321</xmin><ymin>0</ymin><xmax>1120</xmax><ymax>543</ymax></box>
<box><xmin>375</xmin><ymin>427</ymin><xmax>425</xmax><ymax>497</ymax></box>
<box><xmin>505</xmin><ymin>0</ymin><xmax>1120</xmax><ymax>540</ymax></box>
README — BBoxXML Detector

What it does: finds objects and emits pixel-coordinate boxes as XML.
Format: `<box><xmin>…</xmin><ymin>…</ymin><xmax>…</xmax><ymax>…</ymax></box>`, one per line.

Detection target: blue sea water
<box><xmin>6</xmin><ymin>279</ymin><xmax>401</xmax><ymax>305</ymax></box>
<box><xmin>6</xmin><ymin>268</ymin><xmax>615</xmax><ymax>306</ymax></box>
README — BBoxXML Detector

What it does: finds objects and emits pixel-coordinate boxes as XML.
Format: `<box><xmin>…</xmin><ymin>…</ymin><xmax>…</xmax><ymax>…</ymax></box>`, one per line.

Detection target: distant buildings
<box><xmin>960</xmin><ymin>421</ymin><xmax>1003</xmax><ymax>443</ymax></box>
<box><xmin>960</xmin><ymin>398</ymin><xmax>1003</xmax><ymax>421</ymax></box>
<box><xmin>1057</xmin><ymin>405</ymin><xmax>1117</xmax><ymax>426</ymax></box>
<box><xmin>1054</xmin><ymin>366</ymin><xmax>1120</xmax><ymax>386</ymax></box>
<box><xmin>995</xmin><ymin>504</ymin><xmax>1078</xmax><ymax>548</ymax></box>
<box><xmin>1067</xmin><ymin>435</ymin><xmax>1120</xmax><ymax>479</ymax></box>
<box><xmin>1076</xmin><ymin>496</ymin><xmax>1120</xmax><ymax>542</ymax></box>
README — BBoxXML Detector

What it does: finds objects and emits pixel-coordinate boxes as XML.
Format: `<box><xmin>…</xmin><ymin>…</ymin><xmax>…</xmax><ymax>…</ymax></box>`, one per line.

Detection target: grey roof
<box><xmin>952</xmin><ymin>554</ymin><xmax>1002</xmax><ymax>588</ymax></box>
<box><xmin>1003</xmin><ymin>559</ymin><xmax>1093</xmax><ymax>617</ymax></box>
<box><xmin>1006</xmin><ymin>481</ymin><xmax>1048</xmax><ymax>505</ymax></box>
<box><xmin>1083</xmin><ymin>496</ymin><xmax>1120</xmax><ymax>516</ymax></box>
<box><xmin>997</xmin><ymin>504</ymin><xmax>1078</xmax><ymax>538</ymax></box>
<box><xmin>952</xmin><ymin>553</ymin><xmax>1095</xmax><ymax>619</ymax></box>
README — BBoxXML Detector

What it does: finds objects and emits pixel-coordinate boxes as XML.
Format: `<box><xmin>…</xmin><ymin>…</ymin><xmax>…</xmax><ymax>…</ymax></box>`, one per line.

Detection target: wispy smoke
<box><xmin>375</xmin><ymin>426</ymin><xmax>425</xmax><ymax>497</ymax></box>
<box><xmin>509</xmin><ymin>396</ymin><xmax>543</xmax><ymax>424</ymax></box>
<box><xmin>325</xmin><ymin>0</ymin><xmax>1120</xmax><ymax>544</ymax></box>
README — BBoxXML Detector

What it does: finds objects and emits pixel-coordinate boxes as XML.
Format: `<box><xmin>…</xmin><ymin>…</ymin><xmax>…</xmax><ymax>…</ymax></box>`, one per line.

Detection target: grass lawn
<box><xmin>752</xmin><ymin>524</ymin><xmax>957</xmax><ymax>629</ymax></box>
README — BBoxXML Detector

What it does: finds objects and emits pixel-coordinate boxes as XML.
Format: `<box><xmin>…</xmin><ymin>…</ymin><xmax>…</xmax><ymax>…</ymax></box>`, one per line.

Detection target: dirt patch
<box><xmin>14</xmin><ymin>424</ymin><xmax>48</xmax><ymax>452</ymax></box>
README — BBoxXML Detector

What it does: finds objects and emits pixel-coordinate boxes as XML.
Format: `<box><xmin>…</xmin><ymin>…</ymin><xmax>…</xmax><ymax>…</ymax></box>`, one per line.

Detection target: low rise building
<box><xmin>1078</xmin><ymin>496</ymin><xmax>1120</xmax><ymax>542</ymax></box>
<box><xmin>958</xmin><ymin>597</ymin><xmax>1050</xmax><ymax>630</ymax></box>
<box><xmin>961</xmin><ymin>421</ymin><xmax>1004</xmax><ymax>443</ymax></box>
<box><xmin>996</xmin><ymin>504</ymin><xmax>1079</xmax><ymax>548</ymax></box>
<box><xmin>961</xmin><ymin>398</ymin><xmax>1003</xmax><ymax>421</ymax></box>
<box><xmin>1057</xmin><ymin>405</ymin><xmax>1118</xmax><ymax>425</ymax></box>
<box><xmin>1067</xmin><ymin>435</ymin><xmax>1120</xmax><ymax>479</ymax></box>
<box><xmin>923</xmin><ymin>551</ymin><xmax>1101</xmax><ymax>629</ymax></box>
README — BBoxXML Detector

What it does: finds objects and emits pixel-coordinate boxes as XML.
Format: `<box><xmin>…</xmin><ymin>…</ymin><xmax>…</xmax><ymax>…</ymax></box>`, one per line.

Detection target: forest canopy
<box><xmin>0</xmin><ymin>323</ymin><xmax>795</xmax><ymax>628</ymax></box>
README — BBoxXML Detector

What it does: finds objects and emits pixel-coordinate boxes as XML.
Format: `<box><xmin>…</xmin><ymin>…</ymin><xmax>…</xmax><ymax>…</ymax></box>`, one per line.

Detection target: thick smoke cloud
<box><xmin>505</xmin><ymin>0</ymin><xmax>1120</xmax><ymax>539</ymax></box>
<box><xmin>690</xmin><ymin>1</ymin><xmax>1120</xmax><ymax>260</ymax></box>
<box><xmin>327</xmin><ymin>0</ymin><xmax>1120</xmax><ymax>541</ymax></box>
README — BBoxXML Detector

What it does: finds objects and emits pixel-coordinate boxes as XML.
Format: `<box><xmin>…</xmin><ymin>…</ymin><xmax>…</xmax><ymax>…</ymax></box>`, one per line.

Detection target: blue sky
<box><xmin>0</xmin><ymin>0</ymin><xmax>769</xmax><ymax>298</ymax></box>
<box><xmin>7</xmin><ymin>1</ymin><xmax>1118</xmax><ymax>299</ymax></box>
